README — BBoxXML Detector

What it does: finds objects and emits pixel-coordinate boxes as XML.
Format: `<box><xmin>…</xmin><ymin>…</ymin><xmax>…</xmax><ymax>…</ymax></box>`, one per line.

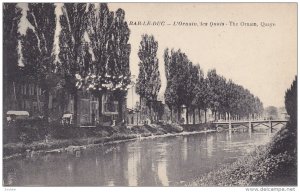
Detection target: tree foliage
<box><xmin>3</xmin><ymin>3</ymin><xmax>22</xmax><ymax>82</ymax></box>
<box><xmin>58</xmin><ymin>3</ymin><xmax>88</xmax><ymax>124</ymax></box>
<box><xmin>264</xmin><ymin>106</ymin><xmax>278</xmax><ymax>119</ymax></box>
<box><xmin>285</xmin><ymin>76</ymin><xmax>297</xmax><ymax>126</ymax></box>
<box><xmin>136</xmin><ymin>34</ymin><xmax>161</xmax><ymax>103</ymax></box>
<box><xmin>22</xmin><ymin>3</ymin><xmax>56</xmax><ymax>84</ymax></box>
<box><xmin>81</xmin><ymin>4</ymin><xmax>131</xmax><ymax>92</ymax></box>
<box><xmin>21</xmin><ymin>3</ymin><xmax>57</xmax><ymax>121</ymax></box>
<box><xmin>164</xmin><ymin>49</ymin><xmax>197</xmax><ymax>122</ymax></box>
<box><xmin>164</xmin><ymin>47</ymin><xmax>264</xmax><ymax>123</ymax></box>
<box><xmin>3</xmin><ymin>4</ymin><xmax>22</xmax><ymax>111</ymax></box>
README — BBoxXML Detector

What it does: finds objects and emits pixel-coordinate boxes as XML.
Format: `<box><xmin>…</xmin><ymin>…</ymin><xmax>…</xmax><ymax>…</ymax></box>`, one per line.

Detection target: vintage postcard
<box><xmin>2</xmin><ymin>2</ymin><xmax>297</xmax><ymax>190</ymax></box>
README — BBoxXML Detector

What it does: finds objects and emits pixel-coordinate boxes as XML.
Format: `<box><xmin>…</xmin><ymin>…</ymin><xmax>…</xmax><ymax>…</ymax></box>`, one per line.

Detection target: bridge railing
<box><xmin>213</xmin><ymin>118</ymin><xmax>288</xmax><ymax>123</ymax></box>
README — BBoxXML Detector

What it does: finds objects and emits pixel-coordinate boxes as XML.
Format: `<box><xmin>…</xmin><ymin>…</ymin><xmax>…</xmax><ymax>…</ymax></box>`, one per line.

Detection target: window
<box><xmin>103</xmin><ymin>93</ymin><xmax>118</xmax><ymax>114</ymax></box>
<box><xmin>104</xmin><ymin>102</ymin><xmax>118</xmax><ymax>113</ymax></box>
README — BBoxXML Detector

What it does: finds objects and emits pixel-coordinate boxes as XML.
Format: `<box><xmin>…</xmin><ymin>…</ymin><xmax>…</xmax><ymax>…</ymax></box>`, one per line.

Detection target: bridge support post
<box><xmin>229</xmin><ymin>114</ymin><xmax>232</xmax><ymax>131</ymax></box>
<box><xmin>268</xmin><ymin>121</ymin><xmax>273</xmax><ymax>133</ymax></box>
<box><xmin>248</xmin><ymin>121</ymin><xmax>252</xmax><ymax>137</ymax></box>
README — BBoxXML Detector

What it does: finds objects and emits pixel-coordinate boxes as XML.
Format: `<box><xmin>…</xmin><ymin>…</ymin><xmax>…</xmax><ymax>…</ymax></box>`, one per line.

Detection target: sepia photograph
<box><xmin>2</xmin><ymin>2</ymin><xmax>297</xmax><ymax>189</ymax></box>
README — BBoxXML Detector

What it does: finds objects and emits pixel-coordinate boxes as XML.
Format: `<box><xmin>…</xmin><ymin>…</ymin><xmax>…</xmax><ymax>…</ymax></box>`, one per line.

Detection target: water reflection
<box><xmin>3</xmin><ymin>129</ymin><xmax>279</xmax><ymax>186</ymax></box>
<box><xmin>156</xmin><ymin>142</ymin><xmax>169</xmax><ymax>186</ymax></box>
<box><xmin>249</xmin><ymin>126</ymin><xmax>252</xmax><ymax>138</ymax></box>
<box><xmin>229</xmin><ymin>128</ymin><xmax>232</xmax><ymax>141</ymax></box>
<box><xmin>5</xmin><ymin>166</ymin><xmax>18</xmax><ymax>186</ymax></box>
<box><xmin>157</xmin><ymin>160</ymin><xmax>168</xmax><ymax>186</ymax></box>
<box><xmin>206</xmin><ymin>134</ymin><xmax>214</xmax><ymax>158</ymax></box>
<box><xmin>181</xmin><ymin>137</ymin><xmax>188</xmax><ymax>161</ymax></box>
<box><xmin>127</xmin><ymin>142</ymin><xmax>141</xmax><ymax>186</ymax></box>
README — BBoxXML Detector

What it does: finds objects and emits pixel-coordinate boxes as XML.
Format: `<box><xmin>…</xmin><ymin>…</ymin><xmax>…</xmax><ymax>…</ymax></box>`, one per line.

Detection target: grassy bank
<box><xmin>187</xmin><ymin>123</ymin><xmax>297</xmax><ymax>186</ymax></box>
<box><xmin>3</xmin><ymin>123</ymin><xmax>213</xmax><ymax>159</ymax></box>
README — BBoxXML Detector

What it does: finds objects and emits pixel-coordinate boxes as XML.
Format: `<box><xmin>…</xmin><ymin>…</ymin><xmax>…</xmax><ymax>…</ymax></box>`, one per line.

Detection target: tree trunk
<box><xmin>204</xmin><ymin>109</ymin><xmax>207</xmax><ymax>123</ymax></box>
<box><xmin>43</xmin><ymin>89</ymin><xmax>49</xmax><ymax>123</ymax></box>
<box><xmin>73</xmin><ymin>90</ymin><xmax>78</xmax><ymax>126</ymax></box>
<box><xmin>139</xmin><ymin>96</ymin><xmax>142</xmax><ymax>124</ymax></box>
<box><xmin>118</xmin><ymin>95</ymin><xmax>124</xmax><ymax>123</ymax></box>
<box><xmin>60</xmin><ymin>92</ymin><xmax>66</xmax><ymax>117</ymax></box>
<box><xmin>186</xmin><ymin>107</ymin><xmax>189</xmax><ymax>125</ymax></box>
<box><xmin>12</xmin><ymin>81</ymin><xmax>17</xmax><ymax>109</ymax></box>
<box><xmin>36</xmin><ymin>86</ymin><xmax>40</xmax><ymax>113</ymax></box>
<box><xmin>41</xmin><ymin>88</ymin><xmax>49</xmax><ymax>136</ymax></box>
<box><xmin>98</xmin><ymin>92</ymin><xmax>103</xmax><ymax>124</ymax></box>
<box><xmin>149</xmin><ymin>101</ymin><xmax>152</xmax><ymax>123</ymax></box>
<box><xmin>170</xmin><ymin>106</ymin><xmax>173</xmax><ymax>122</ymax></box>
<box><xmin>177</xmin><ymin>105</ymin><xmax>181</xmax><ymax>123</ymax></box>
<box><xmin>198</xmin><ymin>107</ymin><xmax>201</xmax><ymax>124</ymax></box>
<box><xmin>193</xmin><ymin>108</ymin><xmax>196</xmax><ymax>124</ymax></box>
<box><xmin>137</xmin><ymin>110</ymin><xmax>139</xmax><ymax>125</ymax></box>
<box><xmin>3</xmin><ymin>74</ymin><xmax>7</xmax><ymax>112</ymax></box>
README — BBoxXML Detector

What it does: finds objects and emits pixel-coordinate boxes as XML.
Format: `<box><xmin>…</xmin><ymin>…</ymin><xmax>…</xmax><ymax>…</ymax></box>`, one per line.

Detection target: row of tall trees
<box><xmin>134</xmin><ymin>36</ymin><xmax>263</xmax><ymax>124</ymax></box>
<box><xmin>163</xmin><ymin>48</ymin><xmax>264</xmax><ymax>124</ymax></box>
<box><xmin>4</xmin><ymin>3</ymin><xmax>131</xmax><ymax>124</ymax></box>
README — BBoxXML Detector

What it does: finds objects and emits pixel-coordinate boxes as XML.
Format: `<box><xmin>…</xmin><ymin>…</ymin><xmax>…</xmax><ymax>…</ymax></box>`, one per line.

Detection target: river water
<box><xmin>3</xmin><ymin>129</ymin><xmax>276</xmax><ymax>186</ymax></box>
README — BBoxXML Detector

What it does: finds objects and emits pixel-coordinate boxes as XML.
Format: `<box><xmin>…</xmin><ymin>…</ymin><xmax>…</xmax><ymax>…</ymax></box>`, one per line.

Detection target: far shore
<box><xmin>3</xmin><ymin>123</ymin><xmax>216</xmax><ymax>160</ymax></box>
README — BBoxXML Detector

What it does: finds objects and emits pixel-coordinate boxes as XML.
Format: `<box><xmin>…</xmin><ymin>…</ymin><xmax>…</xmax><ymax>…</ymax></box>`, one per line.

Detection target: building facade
<box><xmin>4</xmin><ymin>82</ymin><xmax>127</xmax><ymax>126</ymax></box>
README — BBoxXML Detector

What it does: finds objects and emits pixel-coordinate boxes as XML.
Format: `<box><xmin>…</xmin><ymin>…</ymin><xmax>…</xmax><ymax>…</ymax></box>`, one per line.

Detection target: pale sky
<box><xmin>16</xmin><ymin>3</ymin><xmax>297</xmax><ymax>109</ymax></box>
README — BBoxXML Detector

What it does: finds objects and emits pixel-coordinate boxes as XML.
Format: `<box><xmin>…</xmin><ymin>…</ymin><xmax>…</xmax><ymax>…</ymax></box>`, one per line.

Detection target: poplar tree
<box><xmin>136</xmin><ymin>34</ymin><xmax>161</xmax><ymax>122</ymax></box>
<box><xmin>192</xmin><ymin>67</ymin><xmax>209</xmax><ymax>123</ymax></box>
<box><xmin>164</xmin><ymin>49</ymin><xmax>190</xmax><ymax>122</ymax></box>
<box><xmin>58</xmin><ymin>3</ymin><xmax>87</xmax><ymax>125</ymax></box>
<box><xmin>22</xmin><ymin>3</ymin><xmax>56</xmax><ymax>121</ymax></box>
<box><xmin>164</xmin><ymin>48</ymin><xmax>178</xmax><ymax>121</ymax></box>
<box><xmin>207</xmin><ymin>69</ymin><xmax>222</xmax><ymax>120</ymax></box>
<box><xmin>85</xmin><ymin>3</ymin><xmax>113</xmax><ymax>120</ymax></box>
<box><xmin>109</xmin><ymin>8</ymin><xmax>131</xmax><ymax>121</ymax></box>
<box><xmin>3</xmin><ymin>3</ymin><xmax>22</xmax><ymax>111</ymax></box>
<box><xmin>184</xmin><ymin>63</ymin><xmax>199</xmax><ymax>124</ymax></box>
<box><xmin>84</xmin><ymin>4</ymin><xmax>131</xmax><ymax>122</ymax></box>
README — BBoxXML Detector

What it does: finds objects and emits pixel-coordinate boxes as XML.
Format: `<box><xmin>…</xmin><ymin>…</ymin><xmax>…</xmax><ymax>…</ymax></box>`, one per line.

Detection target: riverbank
<box><xmin>3</xmin><ymin>123</ymin><xmax>215</xmax><ymax>160</ymax></box>
<box><xmin>187</xmin><ymin>123</ymin><xmax>297</xmax><ymax>186</ymax></box>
